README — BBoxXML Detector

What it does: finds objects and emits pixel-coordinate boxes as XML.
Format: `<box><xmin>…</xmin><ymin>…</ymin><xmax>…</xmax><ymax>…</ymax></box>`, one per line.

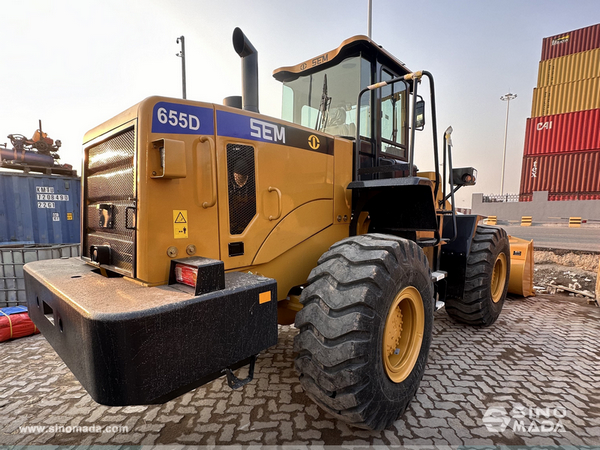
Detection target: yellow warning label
<box><xmin>66</xmin><ymin>213</ymin><xmax>73</xmax><ymax>221</ymax></box>
<box><xmin>173</xmin><ymin>210</ymin><xmax>188</xmax><ymax>239</ymax></box>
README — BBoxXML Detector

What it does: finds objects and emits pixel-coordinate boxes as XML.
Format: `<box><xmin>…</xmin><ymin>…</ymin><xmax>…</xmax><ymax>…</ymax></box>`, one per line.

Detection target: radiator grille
<box><xmin>227</xmin><ymin>144</ymin><xmax>256</xmax><ymax>235</ymax></box>
<box><xmin>83</xmin><ymin>128</ymin><xmax>136</xmax><ymax>276</ymax></box>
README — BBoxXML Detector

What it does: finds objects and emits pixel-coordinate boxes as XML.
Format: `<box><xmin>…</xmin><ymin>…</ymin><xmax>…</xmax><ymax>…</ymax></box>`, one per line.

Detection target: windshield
<box><xmin>281</xmin><ymin>56</ymin><xmax>372</xmax><ymax>138</ymax></box>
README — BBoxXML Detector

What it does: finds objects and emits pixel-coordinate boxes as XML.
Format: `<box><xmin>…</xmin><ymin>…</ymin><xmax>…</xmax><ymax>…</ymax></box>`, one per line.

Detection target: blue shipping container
<box><xmin>0</xmin><ymin>172</ymin><xmax>81</xmax><ymax>245</ymax></box>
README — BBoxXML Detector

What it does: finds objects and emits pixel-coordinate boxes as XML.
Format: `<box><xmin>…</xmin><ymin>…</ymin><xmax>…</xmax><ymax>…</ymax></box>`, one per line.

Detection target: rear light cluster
<box><xmin>175</xmin><ymin>263</ymin><xmax>198</xmax><ymax>288</ymax></box>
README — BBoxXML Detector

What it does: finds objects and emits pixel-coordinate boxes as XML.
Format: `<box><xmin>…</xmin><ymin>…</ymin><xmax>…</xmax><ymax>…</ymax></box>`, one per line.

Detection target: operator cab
<box><xmin>274</xmin><ymin>36</ymin><xmax>412</xmax><ymax>179</ymax></box>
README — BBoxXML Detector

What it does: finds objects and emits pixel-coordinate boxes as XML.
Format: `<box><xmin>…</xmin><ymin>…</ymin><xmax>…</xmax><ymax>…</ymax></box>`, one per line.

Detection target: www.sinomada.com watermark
<box><xmin>19</xmin><ymin>424</ymin><xmax>129</xmax><ymax>434</ymax></box>
<box><xmin>483</xmin><ymin>404</ymin><xmax>567</xmax><ymax>433</ymax></box>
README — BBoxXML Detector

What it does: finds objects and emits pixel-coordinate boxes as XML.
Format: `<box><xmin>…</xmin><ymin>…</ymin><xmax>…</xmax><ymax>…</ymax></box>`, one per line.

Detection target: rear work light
<box><xmin>174</xmin><ymin>263</ymin><xmax>198</xmax><ymax>288</ymax></box>
<box><xmin>168</xmin><ymin>257</ymin><xmax>226</xmax><ymax>296</ymax></box>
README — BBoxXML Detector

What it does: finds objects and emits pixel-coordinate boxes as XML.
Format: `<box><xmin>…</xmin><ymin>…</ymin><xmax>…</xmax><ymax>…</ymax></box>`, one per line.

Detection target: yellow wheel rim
<box><xmin>382</xmin><ymin>286</ymin><xmax>425</xmax><ymax>383</ymax></box>
<box><xmin>491</xmin><ymin>253</ymin><xmax>508</xmax><ymax>303</ymax></box>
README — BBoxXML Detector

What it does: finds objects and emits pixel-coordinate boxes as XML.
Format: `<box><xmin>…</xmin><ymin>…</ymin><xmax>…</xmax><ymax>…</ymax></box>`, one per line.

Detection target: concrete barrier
<box><xmin>521</xmin><ymin>216</ymin><xmax>532</xmax><ymax>227</ymax></box>
<box><xmin>569</xmin><ymin>217</ymin><xmax>582</xmax><ymax>228</ymax></box>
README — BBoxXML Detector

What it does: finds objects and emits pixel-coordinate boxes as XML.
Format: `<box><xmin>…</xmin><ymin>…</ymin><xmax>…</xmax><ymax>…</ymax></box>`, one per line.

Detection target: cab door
<box><xmin>214</xmin><ymin>107</ymin><xmax>335</xmax><ymax>271</ymax></box>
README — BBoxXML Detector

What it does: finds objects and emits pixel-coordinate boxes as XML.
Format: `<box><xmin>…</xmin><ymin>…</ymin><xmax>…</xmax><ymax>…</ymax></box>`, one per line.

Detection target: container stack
<box><xmin>520</xmin><ymin>23</ymin><xmax>600</xmax><ymax>201</ymax></box>
<box><xmin>0</xmin><ymin>172</ymin><xmax>81</xmax><ymax>307</ymax></box>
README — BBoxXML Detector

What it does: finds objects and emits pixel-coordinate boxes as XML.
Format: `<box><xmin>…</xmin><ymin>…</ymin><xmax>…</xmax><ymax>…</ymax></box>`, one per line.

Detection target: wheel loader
<box><xmin>24</xmin><ymin>29</ymin><xmax>515</xmax><ymax>430</ymax></box>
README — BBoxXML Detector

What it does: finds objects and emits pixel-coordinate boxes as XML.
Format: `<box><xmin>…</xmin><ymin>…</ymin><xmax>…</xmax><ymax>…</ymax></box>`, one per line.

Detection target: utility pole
<box><xmin>367</xmin><ymin>0</ymin><xmax>373</xmax><ymax>39</ymax></box>
<box><xmin>500</xmin><ymin>92</ymin><xmax>517</xmax><ymax>196</ymax></box>
<box><xmin>176</xmin><ymin>36</ymin><xmax>187</xmax><ymax>99</ymax></box>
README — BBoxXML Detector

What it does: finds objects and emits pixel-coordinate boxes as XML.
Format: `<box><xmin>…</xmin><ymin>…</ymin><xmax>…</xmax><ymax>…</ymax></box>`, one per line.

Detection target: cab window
<box><xmin>380</xmin><ymin>69</ymin><xmax>407</xmax><ymax>159</ymax></box>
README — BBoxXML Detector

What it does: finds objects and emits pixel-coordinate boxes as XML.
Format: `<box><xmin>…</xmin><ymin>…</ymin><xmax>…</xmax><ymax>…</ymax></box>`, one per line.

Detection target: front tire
<box><xmin>445</xmin><ymin>225</ymin><xmax>510</xmax><ymax>326</ymax></box>
<box><xmin>294</xmin><ymin>234</ymin><xmax>434</xmax><ymax>430</ymax></box>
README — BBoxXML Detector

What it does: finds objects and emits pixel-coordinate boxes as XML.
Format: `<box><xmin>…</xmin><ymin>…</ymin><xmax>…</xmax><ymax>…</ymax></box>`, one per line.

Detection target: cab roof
<box><xmin>272</xmin><ymin>35</ymin><xmax>411</xmax><ymax>83</ymax></box>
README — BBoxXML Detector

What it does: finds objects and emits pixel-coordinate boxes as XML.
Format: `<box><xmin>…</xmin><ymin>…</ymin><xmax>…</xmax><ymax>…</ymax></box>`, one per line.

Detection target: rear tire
<box><xmin>294</xmin><ymin>234</ymin><xmax>434</xmax><ymax>430</ymax></box>
<box><xmin>445</xmin><ymin>225</ymin><xmax>510</xmax><ymax>326</ymax></box>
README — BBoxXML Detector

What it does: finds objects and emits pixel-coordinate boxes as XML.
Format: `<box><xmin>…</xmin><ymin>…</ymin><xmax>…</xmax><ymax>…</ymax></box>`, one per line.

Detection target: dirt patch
<box><xmin>534</xmin><ymin>250</ymin><xmax>599</xmax><ymax>272</ymax></box>
<box><xmin>533</xmin><ymin>250</ymin><xmax>599</xmax><ymax>298</ymax></box>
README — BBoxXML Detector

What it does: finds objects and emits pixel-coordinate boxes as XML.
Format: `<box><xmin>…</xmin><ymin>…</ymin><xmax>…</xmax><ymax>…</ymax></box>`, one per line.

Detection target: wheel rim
<box><xmin>491</xmin><ymin>253</ymin><xmax>508</xmax><ymax>303</ymax></box>
<box><xmin>382</xmin><ymin>286</ymin><xmax>425</xmax><ymax>383</ymax></box>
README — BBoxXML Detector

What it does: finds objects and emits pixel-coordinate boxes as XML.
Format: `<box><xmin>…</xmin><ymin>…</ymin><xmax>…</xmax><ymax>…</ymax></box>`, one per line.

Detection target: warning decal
<box><xmin>173</xmin><ymin>210</ymin><xmax>188</xmax><ymax>239</ymax></box>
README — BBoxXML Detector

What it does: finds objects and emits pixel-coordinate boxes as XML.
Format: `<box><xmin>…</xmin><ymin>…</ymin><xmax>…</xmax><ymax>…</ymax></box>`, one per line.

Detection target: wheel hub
<box><xmin>382</xmin><ymin>286</ymin><xmax>425</xmax><ymax>383</ymax></box>
<box><xmin>491</xmin><ymin>253</ymin><xmax>507</xmax><ymax>303</ymax></box>
<box><xmin>385</xmin><ymin>308</ymin><xmax>403</xmax><ymax>357</ymax></box>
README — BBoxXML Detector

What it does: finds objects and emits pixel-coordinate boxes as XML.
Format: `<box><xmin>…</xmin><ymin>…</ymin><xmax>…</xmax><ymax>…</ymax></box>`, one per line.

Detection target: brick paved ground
<box><xmin>1</xmin><ymin>294</ymin><xmax>599</xmax><ymax>447</ymax></box>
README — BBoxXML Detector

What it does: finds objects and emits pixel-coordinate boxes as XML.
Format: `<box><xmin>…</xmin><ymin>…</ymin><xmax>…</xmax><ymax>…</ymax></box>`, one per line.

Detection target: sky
<box><xmin>1</xmin><ymin>0</ymin><xmax>599</xmax><ymax>207</ymax></box>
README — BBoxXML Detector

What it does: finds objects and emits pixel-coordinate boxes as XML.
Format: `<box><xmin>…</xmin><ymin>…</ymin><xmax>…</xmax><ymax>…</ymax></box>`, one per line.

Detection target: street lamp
<box><xmin>176</xmin><ymin>36</ymin><xmax>187</xmax><ymax>99</ymax></box>
<box><xmin>500</xmin><ymin>92</ymin><xmax>517</xmax><ymax>196</ymax></box>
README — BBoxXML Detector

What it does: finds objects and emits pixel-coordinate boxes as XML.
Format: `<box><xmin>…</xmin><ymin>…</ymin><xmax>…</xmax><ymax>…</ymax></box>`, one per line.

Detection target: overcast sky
<box><xmin>1</xmin><ymin>0</ymin><xmax>599</xmax><ymax>207</ymax></box>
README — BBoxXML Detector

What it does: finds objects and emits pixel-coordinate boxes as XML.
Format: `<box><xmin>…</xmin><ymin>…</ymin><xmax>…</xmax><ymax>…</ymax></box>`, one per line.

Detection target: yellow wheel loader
<box><xmin>24</xmin><ymin>29</ymin><xmax>512</xmax><ymax>430</ymax></box>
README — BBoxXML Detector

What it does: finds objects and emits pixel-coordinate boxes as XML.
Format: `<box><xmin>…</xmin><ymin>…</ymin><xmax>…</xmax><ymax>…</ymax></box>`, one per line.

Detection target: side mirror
<box><xmin>414</xmin><ymin>100</ymin><xmax>425</xmax><ymax>130</ymax></box>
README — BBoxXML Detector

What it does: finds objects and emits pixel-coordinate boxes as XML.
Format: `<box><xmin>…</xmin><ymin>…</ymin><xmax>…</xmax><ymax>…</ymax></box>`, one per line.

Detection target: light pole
<box><xmin>367</xmin><ymin>0</ymin><xmax>372</xmax><ymax>38</ymax></box>
<box><xmin>500</xmin><ymin>92</ymin><xmax>517</xmax><ymax>196</ymax></box>
<box><xmin>176</xmin><ymin>36</ymin><xmax>186</xmax><ymax>99</ymax></box>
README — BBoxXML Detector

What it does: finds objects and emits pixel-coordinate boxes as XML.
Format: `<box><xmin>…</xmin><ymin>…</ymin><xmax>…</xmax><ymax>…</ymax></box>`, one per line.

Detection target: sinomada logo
<box><xmin>482</xmin><ymin>404</ymin><xmax>568</xmax><ymax>434</ymax></box>
<box><xmin>551</xmin><ymin>35</ymin><xmax>569</xmax><ymax>45</ymax></box>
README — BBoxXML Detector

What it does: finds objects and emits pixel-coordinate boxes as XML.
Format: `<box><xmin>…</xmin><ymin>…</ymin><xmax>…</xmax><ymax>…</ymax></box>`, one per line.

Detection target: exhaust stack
<box><xmin>232</xmin><ymin>28</ymin><xmax>259</xmax><ymax>113</ymax></box>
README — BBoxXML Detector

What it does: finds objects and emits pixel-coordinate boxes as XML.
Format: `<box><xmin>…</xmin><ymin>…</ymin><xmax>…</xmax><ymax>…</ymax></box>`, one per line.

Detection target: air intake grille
<box><xmin>227</xmin><ymin>144</ymin><xmax>256</xmax><ymax>235</ymax></box>
<box><xmin>83</xmin><ymin>128</ymin><xmax>136</xmax><ymax>276</ymax></box>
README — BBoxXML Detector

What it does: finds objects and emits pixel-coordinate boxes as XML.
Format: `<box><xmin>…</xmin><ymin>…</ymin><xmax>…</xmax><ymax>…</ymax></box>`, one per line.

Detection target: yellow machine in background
<box><xmin>25</xmin><ymin>28</ymin><xmax>518</xmax><ymax>430</ymax></box>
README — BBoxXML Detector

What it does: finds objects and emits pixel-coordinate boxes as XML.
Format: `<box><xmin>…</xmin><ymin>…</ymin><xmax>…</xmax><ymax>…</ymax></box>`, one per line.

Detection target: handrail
<box><xmin>200</xmin><ymin>136</ymin><xmax>217</xmax><ymax>208</ymax></box>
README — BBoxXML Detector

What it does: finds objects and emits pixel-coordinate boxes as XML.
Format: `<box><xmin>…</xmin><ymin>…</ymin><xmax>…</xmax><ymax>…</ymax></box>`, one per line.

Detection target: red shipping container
<box><xmin>541</xmin><ymin>23</ymin><xmax>600</xmax><ymax>61</ymax></box>
<box><xmin>523</xmin><ymin>109</ymin><xmax>600</xmax><ymax>156</ymax></box>
<box><xmin>520</xmin><ymin>150</ymin><xmax>600</xmax><ymax>198</ymax></box>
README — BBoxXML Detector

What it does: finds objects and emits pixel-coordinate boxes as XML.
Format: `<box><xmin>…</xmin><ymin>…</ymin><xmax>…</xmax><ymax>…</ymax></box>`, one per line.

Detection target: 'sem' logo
<box><xmin>308</xmin><ymin>134</ymin><xmax>320</xmax><ymax>150</ymax></box>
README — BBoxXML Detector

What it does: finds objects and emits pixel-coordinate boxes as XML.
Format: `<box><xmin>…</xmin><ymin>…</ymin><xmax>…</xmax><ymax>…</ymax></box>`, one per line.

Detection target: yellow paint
<box><xmin>356</xmin><ymin>211</ymin><xmax>371</xmax><ymax>235</ymax></box>
<box><xmin>259</xmin><ymin>291</ymin><xmax>272</xmax><ymax>304</ymax></box>
<box><xmin>83</xmin><ymin>97</ymin><xmax>352</xmax><ymax>290</ymax></box>
<box><xmin>508</xmin><ymin>236</ymin><xmax>535</xmax><ymax>297</ymax></box>
<box><xmin>485</xmin><ymin>216</ymin><xmax>497</xmax><ymax>225</ymax></box>
<box><xmin>308</xmin><ymin>135</ymin><xmax>320</xmax><ymax>150</ymax></box>
<box><xmin>253</xmin><ymin>200</ymin><xmax>333</xmax><ymax>265</ymax></box>
<box><xmin>173</xmin><ymin>210</ymin><xmax>189</xmax><ymax>239</ymax></box>
<box><xmin>491</xmin><ymin>253</ymin><xmax>508</xmax><ymax>303</ymax></box>
<box><xmin>382</xmin><ymin>286</ymin><xmax>424</xmax><ymax>383</ymax></box>
<box><xmin>150</xmin><ymin>139</ymin><xmax>187</xmax><ymax>179</ymax></box>
<box><xmin>240</xmin><ymin>224</ymin><xmax>349</xmax><ymax>309</ymax></box>
<box><xmin>333</xmin><ymin>138</ymin><xmax>353</xmax><ymax>224</ymax></box>
<box><xmin>214</xmin><ymin>104</ymin><xmax>335</xmax><ymax>271</ymax></box>
<box><xmin>136</xmin><ymin>98</ymin><xmax>220</xmax><ymax>284</ymax></box>
<box><xmin>66</xmin><ymin>213</ymin><xmax>73</xmax><ymax>221</ymax></box>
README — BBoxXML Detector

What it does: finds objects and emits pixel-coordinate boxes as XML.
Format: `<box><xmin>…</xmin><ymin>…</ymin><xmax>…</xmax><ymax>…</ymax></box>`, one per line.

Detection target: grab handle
<box><xmin>268</xmin><ymin>187</ymin><xmax>281</xmax><ymax>221</ymax></box>
<box><xmin>200</xmin><ymin>136</ymin><xmax>217</xmax><ymax>208</ymax></box>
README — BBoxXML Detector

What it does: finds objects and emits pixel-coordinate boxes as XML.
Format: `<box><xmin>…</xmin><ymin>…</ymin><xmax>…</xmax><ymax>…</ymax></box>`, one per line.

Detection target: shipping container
<box><xmin>519</xmin><ymin>150</ymin><xmax>600</xmax><ymax>198</ymax></box>
<box><xmin>537</xmin><ymin>48</ymin><xmax>600</xmax><ymax>87</ymax></box>
<box><xmin>0</xmin><ymin>244</ymin><xmax>79</xmax><ymax>306</ymax></box>
<box><xmin>531</xmin><ymin>76</ymin><xmax>600</xmax><ymax>117</ymax></box>
<box><xmin>0</xmin><ymin>172</ymin><xmax>81</xmax><ymax>245</ymax></box>
<box><xmin>541</xmin><ymin>23</ymin><xmax>600</xmax><ymax>61</ymax></box>
<box><xmin>523</xmin><ymin>109</ymin><xmax>600</xmax><ymax>156</ymax></box>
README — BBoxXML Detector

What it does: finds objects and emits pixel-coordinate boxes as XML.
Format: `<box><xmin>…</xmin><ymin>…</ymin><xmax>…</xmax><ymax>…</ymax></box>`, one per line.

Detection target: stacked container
<box><xmin>0</xmin><ymin>172</ymin><xmax>81</xmax><ymax>307</ymax></box>
<box><xmin>520</xmin><ymin>23</ymin><xmax>600</xmax><ymax>201</ymax></box>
